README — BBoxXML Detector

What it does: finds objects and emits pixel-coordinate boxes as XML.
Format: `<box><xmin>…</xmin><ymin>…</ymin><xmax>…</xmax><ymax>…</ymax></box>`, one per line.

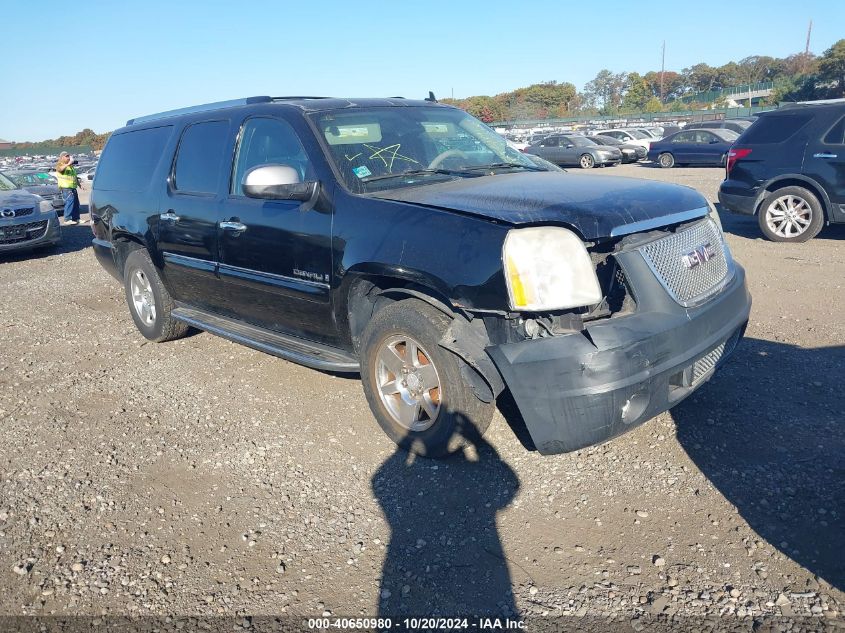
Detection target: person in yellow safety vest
<box><xmin>56</xmin><ymin>151</ymin><xmax>85</xmax><ymax>225</ymax></box>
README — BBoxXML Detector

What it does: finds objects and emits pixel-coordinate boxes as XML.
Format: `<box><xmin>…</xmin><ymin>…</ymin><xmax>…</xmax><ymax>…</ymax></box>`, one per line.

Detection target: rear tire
<box><xmin>658</xmin><ymin>153</ymin><xmax>675</xmax><ymax>168</ymax></box>
<box><xmin>123</xmin><ymin>249</ymin><xmax>189</xmax><ymax>342</ymax></box>
<box><xmin>758</xmin><ymin>186</ymin><xmax>823</xmax><ymax>243</ymax></box>
<box><xmin>359</xmin><ymin>299</ymin><xmax>494</xmax><ymax>458</ymax></box>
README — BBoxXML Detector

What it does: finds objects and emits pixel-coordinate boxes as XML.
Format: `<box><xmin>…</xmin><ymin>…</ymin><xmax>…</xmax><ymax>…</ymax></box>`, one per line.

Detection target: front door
<box><xmin>157</xmin><ymin>119</ymin><xmax>232</xmax><ymax>313</ymax></box>
<box><xmin>217</xmin><ymin>115</ymin><xmax>335</xmax><ymax>344</ymax></box>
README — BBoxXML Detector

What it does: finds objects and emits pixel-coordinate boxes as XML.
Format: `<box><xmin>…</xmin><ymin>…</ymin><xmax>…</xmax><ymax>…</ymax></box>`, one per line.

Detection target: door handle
<box><xmin>219</xmin><ymin>220</ymin><xmax>247</xmax><ymax>232</ymax></box>
<box><xmin>813</xmin><ymin>153</ymin><xmax>838</xmax><ymax>159</ymax></box>
<box><xmin>159</xmin><ymin>210</ymin><xmax>180</xmax><ymax>222</ymax></box>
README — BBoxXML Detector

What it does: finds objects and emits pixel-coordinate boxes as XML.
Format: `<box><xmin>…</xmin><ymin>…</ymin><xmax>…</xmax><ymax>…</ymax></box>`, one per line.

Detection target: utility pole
<box><xmin>804</xmin><ymin>20</ymin><xmax>813</xmax><ymax>73</ymax></box>
<box><xmin>660</xmin><ymin>41</ymin><xmax>666</xmax><ymax>102</ymax></box>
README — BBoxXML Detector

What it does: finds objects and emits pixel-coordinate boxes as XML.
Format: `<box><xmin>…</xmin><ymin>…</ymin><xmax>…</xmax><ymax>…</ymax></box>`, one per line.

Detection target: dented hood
<box><xmin>371</xmin><ymin>171</ymin><xmax>708</xmax><ymax>240</ymax></box>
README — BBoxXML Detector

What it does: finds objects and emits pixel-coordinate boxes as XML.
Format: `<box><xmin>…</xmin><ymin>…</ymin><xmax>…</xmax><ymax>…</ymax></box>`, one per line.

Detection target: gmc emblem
<box><xmin>682</xmin><ymin>243</ymin><xmax>716</xmax><ymax>269</ymax></box>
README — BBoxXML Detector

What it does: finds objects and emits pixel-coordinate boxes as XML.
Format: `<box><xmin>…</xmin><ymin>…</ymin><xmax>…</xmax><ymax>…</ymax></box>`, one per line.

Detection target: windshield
<box><xmin>0</xmin><ymin>172</ymin><xmax>19</xmax><ymax>190</ymax></box>
<box><xmin>626</xmin><ymin>129</ymin><xmax>649</xmax><ymax>139</ymax></box>
<box><xmin>590</xmin><ymin>135</ymin><xmax>620</xmax><ymax>146</ymax></box>
<box><xmin>313</xmin><ymin>106</ymin><xmax>547</xmax><ymax>192</ymax></box>
<box><xmin>8</xmin><ymin>172</ymin><xmax>55</xmax><ymax>186</ymax></box>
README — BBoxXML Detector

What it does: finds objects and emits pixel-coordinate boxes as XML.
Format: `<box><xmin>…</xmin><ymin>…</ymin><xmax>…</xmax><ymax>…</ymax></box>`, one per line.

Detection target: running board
<box><xmin>171</xmin><ymin>306</ymin><xmax>359</xmax><ymax>373</ymax></box>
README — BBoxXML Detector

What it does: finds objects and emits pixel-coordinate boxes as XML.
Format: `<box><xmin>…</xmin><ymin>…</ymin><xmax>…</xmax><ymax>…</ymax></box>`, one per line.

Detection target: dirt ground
<box><xmin>0</xmin><ymin>166</ymin><xmax>842</xmax><ymax>627</ymax></box>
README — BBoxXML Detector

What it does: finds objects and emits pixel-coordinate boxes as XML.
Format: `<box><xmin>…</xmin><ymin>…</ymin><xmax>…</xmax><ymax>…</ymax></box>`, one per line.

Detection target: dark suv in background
<box><xmin>719</xmin><ymin>102</ymin><xmax>845</xmax><ymax>242</ymax></box>
<box><xmin>91</xmin><ymin>96</ymin><xmax>750</xmax><ymax>457</ymax></box>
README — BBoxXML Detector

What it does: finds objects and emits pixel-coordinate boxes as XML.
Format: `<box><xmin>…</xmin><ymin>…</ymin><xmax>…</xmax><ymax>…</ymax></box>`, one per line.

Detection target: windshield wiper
<box><xmin>460</xmin><ymin>162</ymin><xmax>546</xmax><ymax>172</ymax></box>
<box><xmin>361</xmin><ymin>168</ymin><xmax>480</xmax><ymax>183</ymax></box>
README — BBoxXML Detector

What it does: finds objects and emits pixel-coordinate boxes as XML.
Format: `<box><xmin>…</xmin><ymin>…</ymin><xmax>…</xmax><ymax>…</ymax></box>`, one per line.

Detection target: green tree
<box><xmin>621</xmin><ymin>72</ymin><xmax>651</xmax><ymax>111</ymax></box>
<box><xmin>583</xmin><ymin>69</ymin><xmax>627</xmax><ymax>113</ymax></box>
<box><xmin>644</xmin><ymin>97</ymin><xmax>664</xmax><ymax>112</ymax></box>
<box><xmin>818</xmin><ymin>39</ymin><xmax>845</xmax><ymax>97</ymax></box>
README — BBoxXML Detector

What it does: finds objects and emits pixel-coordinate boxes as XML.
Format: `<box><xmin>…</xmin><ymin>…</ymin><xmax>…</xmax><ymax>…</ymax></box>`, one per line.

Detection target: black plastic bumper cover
<box><xmin>718</xmin><ymin>188</ymin><xmax>757</xmax><ymax>216</ymax></box>
<box><xmin>488</xmin><ymin>265</ymin><xmax>752</xmax><ymax>455</ymax></box>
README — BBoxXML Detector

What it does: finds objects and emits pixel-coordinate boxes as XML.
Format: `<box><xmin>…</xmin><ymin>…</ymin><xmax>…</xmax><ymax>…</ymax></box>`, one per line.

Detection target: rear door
<box><xmin>157</xmin><ymin>119</ymin><xmax>233</xmax><ymax>312</ymax></box>
<box><xmin>533</xmin><ymin>136</ymin><xmax>561</xmax><ymax>163</ymax></box>
<box><xmin>805</xmin><ymin>112</ymin><xmax>845</xmax><ymax>219</ymax></box>
<box><xmin>670</xmin><ymin>131</ymin><xmax>696</xmax><ymax>163</ymax></box>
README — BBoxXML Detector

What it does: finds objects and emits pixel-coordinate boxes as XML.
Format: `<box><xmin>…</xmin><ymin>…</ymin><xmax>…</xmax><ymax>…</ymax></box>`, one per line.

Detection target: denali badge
<box><xmin>682</xmin><ymin>243</ymin><xmax>716</xmax><ymax>269</ymax></box>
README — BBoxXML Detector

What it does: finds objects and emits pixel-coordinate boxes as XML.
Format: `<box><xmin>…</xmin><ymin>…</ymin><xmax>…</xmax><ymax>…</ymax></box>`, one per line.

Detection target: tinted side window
<box><xmin>95</xmin><ymin>126</ymin><xmax>172</xmax><ymax>192</ymax></box>
<box><xmin>672</xmin><ymin>132</ymin><xmax>693</xmax><ymax>143</ymax></box>
<box><xmin>173</xmin><ymin>120</ymin><xmax>230</xmax><ymax>193</ymax></box>
<box><xmin>823</xmin><ymin>116</ymin><xmax>845</xmax><ymax>145</ymax></box>
<box><xmin>741</xmin><ymin>114</ymin><xmax>812</xmax><ymax>144</ymax></box>
<box><xmin>231</xmin><ymin>118</ymin><xmax>313</xmax><ymax>195</ymax></box>
<box><xmin>542</xmin><ymin>137</ymin><xmax>558</xmax><ymax>147</ymax></box>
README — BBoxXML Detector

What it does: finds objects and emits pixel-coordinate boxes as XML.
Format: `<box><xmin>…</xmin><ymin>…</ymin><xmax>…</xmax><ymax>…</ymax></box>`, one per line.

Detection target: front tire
<box><xmin>579</xmin><ymin>154</ymin><xmax>595</xmax><ymax>169</ymax></box>
<box><xmin>758</xmin><ymin>186</ymin><xmax>824</xmax><ymax>243</ymax></box>
<box><xmin>658</xmin><ymin>152</ymin><xmax>675</xmax><ymax>168</ymax></box>
<box><xmin>123</xmin><ymin>249</ymin><xmax>189</xmax><ymax>342</ymax></box>
<box><xmin>359</xmin><ymin>299</ymin><xmax>494</xmax><ymax>458</ymax></box>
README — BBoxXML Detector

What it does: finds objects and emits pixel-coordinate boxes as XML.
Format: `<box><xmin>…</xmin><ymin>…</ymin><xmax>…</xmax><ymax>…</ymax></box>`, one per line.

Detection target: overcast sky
<box><xmin>2</xmin><ymin>0</ymin><xmax>842</xmax><ymax>141</ymax></box>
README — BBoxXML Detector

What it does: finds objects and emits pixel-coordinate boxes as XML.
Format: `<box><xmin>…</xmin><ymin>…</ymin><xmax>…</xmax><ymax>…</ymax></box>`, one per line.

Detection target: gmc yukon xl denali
<box><xmin>90</xmin><ymin>96</ymin><xmax>751</xmax><ymax>457</ymax></box>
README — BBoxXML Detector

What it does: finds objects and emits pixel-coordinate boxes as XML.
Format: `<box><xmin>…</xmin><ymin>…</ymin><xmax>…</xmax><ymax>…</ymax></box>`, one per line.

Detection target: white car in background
<box><xmin>594</xmin><ymin>129</ymin><xmax>653</xmax><ymax>149</ymax></box>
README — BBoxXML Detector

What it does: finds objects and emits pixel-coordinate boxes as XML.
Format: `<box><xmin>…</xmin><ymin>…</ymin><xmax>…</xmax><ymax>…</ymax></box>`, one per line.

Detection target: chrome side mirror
<box><xmin>242</xmin><ymin>164</ymin><xmax>318</xmax><ymax>201</ymax></box>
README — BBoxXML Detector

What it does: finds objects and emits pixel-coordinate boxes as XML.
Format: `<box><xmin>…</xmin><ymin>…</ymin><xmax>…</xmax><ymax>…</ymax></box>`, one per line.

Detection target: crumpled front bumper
<box><xmin>488</xmin><ymin>261</ymin><xmax>752</xmax><ymax>455</ymax></box>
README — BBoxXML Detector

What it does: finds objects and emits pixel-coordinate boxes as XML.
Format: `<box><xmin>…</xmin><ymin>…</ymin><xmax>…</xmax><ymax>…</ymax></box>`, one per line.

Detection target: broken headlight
<box><xmin>503</xmin><ymin>227</ymin><xmax>602</xmax><ymax>312</ymax></box>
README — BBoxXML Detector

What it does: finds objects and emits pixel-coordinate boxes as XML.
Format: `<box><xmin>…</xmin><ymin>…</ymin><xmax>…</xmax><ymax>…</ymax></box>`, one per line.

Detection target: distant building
<box><xmin>0</xmin><ymin>138</ymin><xmax>12</xmax><ymax>150</ymax></box>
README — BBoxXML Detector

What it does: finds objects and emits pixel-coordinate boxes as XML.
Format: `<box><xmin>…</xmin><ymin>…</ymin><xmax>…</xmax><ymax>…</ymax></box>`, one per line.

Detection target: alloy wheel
<box><xmin>130</xmin><ymin>269</ymin><xmax>156</xmax><ymax>326</ymax></box>
<box><xmin>765</xmin><ymin>195</ymin><xmax>813</xmax><ymax>239</ymax></box>
<box><xmin>375</xmin><ymin>335</ymin><xmax>442</xmax><ymax>432</ymax></box>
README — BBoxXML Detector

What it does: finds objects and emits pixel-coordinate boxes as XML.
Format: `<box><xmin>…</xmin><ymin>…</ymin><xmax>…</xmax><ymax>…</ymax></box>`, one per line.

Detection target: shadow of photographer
<box><xmin>372</xmin><ymin>413</ymin><xmax>521</xmax><ymax>618</ymax></box>
<box><xmin>672</xmin><ymin>337</ymin><xmax>845</xmax><ymax>591</ymax></box>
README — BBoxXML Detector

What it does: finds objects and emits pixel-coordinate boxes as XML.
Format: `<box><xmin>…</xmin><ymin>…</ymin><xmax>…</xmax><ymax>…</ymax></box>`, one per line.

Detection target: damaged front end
<box><xmin>470</xmin><ymin>213</ymin><xmax>752</xmax><ymax>455</ymax></box>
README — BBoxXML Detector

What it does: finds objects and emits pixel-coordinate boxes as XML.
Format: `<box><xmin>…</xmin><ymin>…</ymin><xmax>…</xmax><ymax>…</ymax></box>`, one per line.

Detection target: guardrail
<box><xmin>679</xmin><ymin>82</ymin><xmax>776</xmax><ymax>104</ymax></box>
<box><xmin>490</xmin><ymin>106</ymin><xmax>774</xmax><ymax>129</ymax></box>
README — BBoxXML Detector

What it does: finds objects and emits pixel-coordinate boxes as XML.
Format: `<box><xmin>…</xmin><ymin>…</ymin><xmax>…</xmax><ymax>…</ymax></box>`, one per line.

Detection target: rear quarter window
<box><xmin>95</xmin><ymin>126</ymin><xmax>172</xmax><ymax>192</ymax></box>
<box><xmin>740</xmin><ymin>114</ymin><xmax>812</xmax><ymax>144</ymax></box>
<box><xmin>823</xmin><ymin>116</ymin><xmax>845</xmax><ymax>145</ymax></box>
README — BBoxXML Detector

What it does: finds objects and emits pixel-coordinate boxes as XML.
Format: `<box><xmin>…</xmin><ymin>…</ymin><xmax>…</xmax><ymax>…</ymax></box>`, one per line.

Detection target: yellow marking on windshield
<box><xmin>363</xmin><ymin>144</ymin><xmax>420</xmax><ymax>172</ymax></box>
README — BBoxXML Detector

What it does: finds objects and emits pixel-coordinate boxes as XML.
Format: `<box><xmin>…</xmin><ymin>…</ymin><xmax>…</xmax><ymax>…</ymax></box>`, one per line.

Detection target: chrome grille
<box><xmin>639</xmin><ymin>218</ymin><xmax>730</xmax><ymax>306</ymax></box>
<box><xmin>1</xmin><ymin>207</ymin><xmax>34</xmax><ymax>217</ymax></box>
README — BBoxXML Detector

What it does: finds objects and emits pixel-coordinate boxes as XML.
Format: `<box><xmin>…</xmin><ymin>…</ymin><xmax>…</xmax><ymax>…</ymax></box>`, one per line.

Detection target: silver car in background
<box><xmin>2</xmin><ymin>169</ymin><xmax>65</xmax><ymax>212</ymax></box>
<box><xmin>0</xmin><ymin>171</ymin><xmax>62</xmax><ymax>253</ymax></box>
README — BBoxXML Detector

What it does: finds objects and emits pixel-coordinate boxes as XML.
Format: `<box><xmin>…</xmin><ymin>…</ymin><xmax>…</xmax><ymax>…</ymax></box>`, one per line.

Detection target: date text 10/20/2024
<box><xmin>307</xmin><ymin>617</ymin><xmax>526</xmax><ymax>630</ymax></box>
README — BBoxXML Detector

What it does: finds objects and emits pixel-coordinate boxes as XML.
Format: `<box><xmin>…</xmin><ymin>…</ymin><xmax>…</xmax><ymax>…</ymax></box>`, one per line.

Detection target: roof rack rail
<box><xmin>271</xmin><ymin>96</ymin><xmax>332</xmax><ymax>101</ymax></box>
<box><xmin>126</xmin><ymin>96</ymin><xmax>273</xmax><ymax>126</ymax></box>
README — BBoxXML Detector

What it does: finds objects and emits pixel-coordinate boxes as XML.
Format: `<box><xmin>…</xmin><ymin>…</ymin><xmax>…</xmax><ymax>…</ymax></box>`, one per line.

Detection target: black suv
<box><xmin>91</xmin><ymin>96</ymin><xmax>751</xmax><ymax>457</ymax></box>
<box><xmin>719</xmin><ymin>103</ymin><xmax>845</xmax><ymax>242</ymax></box>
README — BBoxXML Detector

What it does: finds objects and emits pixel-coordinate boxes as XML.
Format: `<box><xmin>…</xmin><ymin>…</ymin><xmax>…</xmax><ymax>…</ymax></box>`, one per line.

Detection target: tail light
<box><xmin>726</xmin><ymin>148</ymin><xmax>752</xmax><ymax>176</ymax></box>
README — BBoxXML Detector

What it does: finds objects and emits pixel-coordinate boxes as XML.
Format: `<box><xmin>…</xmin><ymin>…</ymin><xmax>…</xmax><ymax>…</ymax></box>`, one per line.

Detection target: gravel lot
<box><xmin>0</xmin><ymin>168</ymin><xmax>843</xmax><ymax>627</ymax></box>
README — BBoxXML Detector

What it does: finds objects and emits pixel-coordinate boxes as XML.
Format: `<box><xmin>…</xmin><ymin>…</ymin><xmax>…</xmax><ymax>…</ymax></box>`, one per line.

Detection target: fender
<box><xmin>754</xmin><ymin>173</ymin><xmax>835</xmax><ymax>221</ymax></box>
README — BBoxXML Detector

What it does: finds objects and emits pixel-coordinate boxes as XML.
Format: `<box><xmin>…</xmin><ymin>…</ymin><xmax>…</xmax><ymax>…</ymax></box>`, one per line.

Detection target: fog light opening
<box><xmin>621</xmin><ymin>390</ymin><xmax>649</xmax><ymax>424</ymax></box>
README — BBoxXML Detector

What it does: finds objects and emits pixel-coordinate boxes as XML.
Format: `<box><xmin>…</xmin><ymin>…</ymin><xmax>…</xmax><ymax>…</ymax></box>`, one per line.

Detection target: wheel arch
<box><xmin>339</xmin><ymin>271</ymin><xmax>459</xmax><ymax>353</ymax></box>
<box><xmin>111</xmin><ymin>232</ymin><xmax>148</xmax><ymax>278</ymax></box>
<box><xmin>754</xmin><ymin>175</ymin><xmax>831</xmax><ymax>221</ymax></box>
<box><xmin>339</xmin><ymin>271</ymin><xmax>505</xmax><ymax>403</ymax></box>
